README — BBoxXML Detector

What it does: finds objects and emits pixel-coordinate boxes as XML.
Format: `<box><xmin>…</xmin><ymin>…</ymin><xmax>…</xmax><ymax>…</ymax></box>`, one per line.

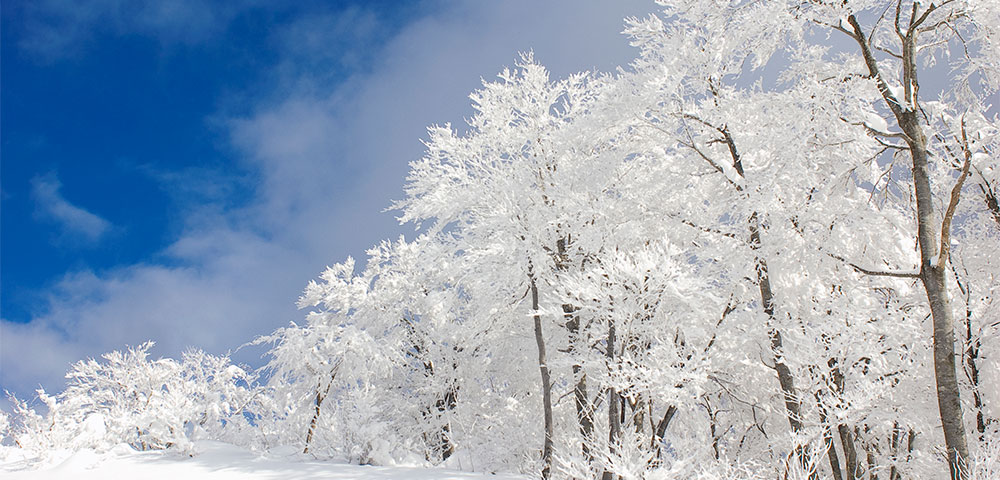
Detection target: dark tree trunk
<box><xmin>845</xmin><ymin>14</ymin><xmax>970</xmax><ymax>477</ymax></box>
<box><xmin>955</xmin><ymin>272</ymin><xmax>992</xmax><ymax>443</ymax></box>
<box><xmin>436</xmin><ymin>385</ymin><xmax>458</xmax><ymax>461</ymax></box>
<box><xmin>653</xmin><ymin>405</ymin><xmax>677</xmax><ymax>448</ymax></box>
<box><xmin>530</xmin><ymin>273</ymin><xmax>554</xmax><ymax>480</ymax></box>
<box><xmin>817</xmin><ymin>395</ymin><xmax>844</xmax><ymax>480</ymax></box>
<box><xmin>304</xmin><ymin>368</ymin><xmax>338</xmax><ymax>454</ymax></box>
<box><xmin>704</xmin><ymin>397</ymin><xmax>721</xmax><ymax>460</ymax></box>
<box><xmin>828</xmin><ymin>361</ymin><xmax>858</xmax><ymax>480</ymax></box>
<box><xmin>710</xmin><ymin>124</ymin><xmax>811</xmax><ymax>476</ymax></box>
<box><xmin>648</xmin><ymin>403</ymin><xmax>677</xmax><ymax>469</ymax></box>
<box><xmin>979</xmin><ymin>182</ymin><xmax>1000</xmax><ymax>228</ymax></box>
<box><xmin>556</xmin><ymin>236</ymin><xmax>595</xmax><ymax>464</ymax></box>
<box><xmin>749</xmin><ymin>212</ymin><xmax>812</xmax><ymax>479</ymax></box>
<box><xmin>303</xmin><ymin>387</ymin><xmax>323</xmax><ymax>454</ymax></box>
<box><xmin>907</xmin><ymin>127</ymin><xmax>970</xmax><ymax>478</ymax></box>
<box><xmin>568</xmin><ymin>315</ymin><xmax>594</xmax><ymax>463</ymax></box>
<box><xmin>838</xmin><ymin>424</ymin><xmax>860</xmax><ymax>480</ymax></box>
<box><xmin>712</xmin><ymin>120</ymin><xmax>809</xmax><ymax>460</ymax></box>
<box><xmin>602</xmin><ymin>320</ymin><xmax>620</xmax><ymax>480</ymax></box>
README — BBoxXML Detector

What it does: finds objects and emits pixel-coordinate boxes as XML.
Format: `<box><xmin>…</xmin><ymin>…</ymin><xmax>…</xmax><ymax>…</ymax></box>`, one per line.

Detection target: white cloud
<box><xmin>2</xmin><ymin>0</ymin><xmax>659</xmax><ymax>399</ymax></box>
<box><xmin>31</xmin><ymin>174</ymin><xmax>113</xmax><ymax>244</ymax></box>
<box><xmin>271</xmin><ymin>6</ymin><xmax>382</xmax><ymax>73</ymax></box>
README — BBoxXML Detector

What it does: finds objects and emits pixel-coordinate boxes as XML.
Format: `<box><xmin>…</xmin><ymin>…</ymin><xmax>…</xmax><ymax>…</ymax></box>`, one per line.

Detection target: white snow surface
<box><xmin>0</xmin><ymin>442</ymin><xmax>528</xmax><ymax>480</ymax></box>
<box><xmin>863</xmin><ymin>112</ymin><xmax>888</xmax><ymax>133</ymax></box>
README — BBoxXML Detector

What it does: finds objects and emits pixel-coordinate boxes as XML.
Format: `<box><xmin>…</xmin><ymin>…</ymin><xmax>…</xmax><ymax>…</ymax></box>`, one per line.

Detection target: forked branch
<box><xmin>938</xmin><ymin>119</ymin><xmax>974</xmax><ymax>270</ymax></box>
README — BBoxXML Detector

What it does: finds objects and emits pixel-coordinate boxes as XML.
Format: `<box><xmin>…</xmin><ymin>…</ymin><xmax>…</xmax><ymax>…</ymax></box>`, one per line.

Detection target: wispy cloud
<box><xmin>14</xmin><ymin>0</ymin><xmax>261</xmax><ymax>62</ymax></box>
<box><xmin>31</xmin><ymin>174</ymin><xmax>113</xmax><ymax>244</ymax></box>
<box><xmin>272</xmin><ymin>6</ymin><xmax>382</xmax><ymax>74</ymax></box>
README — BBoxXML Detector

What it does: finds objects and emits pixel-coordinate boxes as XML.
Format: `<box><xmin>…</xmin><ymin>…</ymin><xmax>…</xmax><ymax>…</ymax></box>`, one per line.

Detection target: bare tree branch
<box><xmin>938</xmin><ymin>119</ymin><xmax>974</xmax><ymax>270</ymax></box>
<box><xmin>827</xmin><ymin>252</ymin><xmax>920</xmax><ymax>279</ymax></box>
<box><xmin>668</xmin><ymin>213</ymin><xmax>742</xmax><ymax>240</ymax></box>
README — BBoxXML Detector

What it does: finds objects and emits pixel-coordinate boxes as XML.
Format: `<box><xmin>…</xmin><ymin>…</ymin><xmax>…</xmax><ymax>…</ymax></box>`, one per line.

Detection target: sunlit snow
<box><xmin>0</xmin><ymin>442</ymin><xmax>528</xmax><ymax>480</ymax></box>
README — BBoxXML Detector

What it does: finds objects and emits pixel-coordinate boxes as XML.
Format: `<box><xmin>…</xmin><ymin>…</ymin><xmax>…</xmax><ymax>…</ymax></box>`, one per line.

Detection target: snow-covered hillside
<box><xmin>0</xmin><ymin>441</ymin><xmax>527</xmax><ymax>480</ymax></box>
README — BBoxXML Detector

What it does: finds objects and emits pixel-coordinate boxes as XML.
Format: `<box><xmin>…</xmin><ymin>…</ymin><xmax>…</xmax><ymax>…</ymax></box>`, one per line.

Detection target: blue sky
<box><xmin>1</xmin><ymin>0</ymin><xmax>655</xmax><ymax>400</ymax></box>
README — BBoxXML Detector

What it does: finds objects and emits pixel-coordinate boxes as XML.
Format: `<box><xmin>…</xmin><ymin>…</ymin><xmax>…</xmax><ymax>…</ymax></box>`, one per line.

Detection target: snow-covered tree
<box><xmin>5</xmin><ymin>342</ymin><xmax>260</xmax><ymax>456</ymax></box>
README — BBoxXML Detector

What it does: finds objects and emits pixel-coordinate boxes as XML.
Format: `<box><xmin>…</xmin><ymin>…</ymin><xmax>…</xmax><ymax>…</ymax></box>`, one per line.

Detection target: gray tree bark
<box><xmin>556</xmin><ymin>237</ymin><xmax>595</xmax><ymax>465</ymax></box>
<box><xmin>718</xmin><ymin>127</ymin><xmax>811</xmax><ymax>473</ymax></box>
<box><xmin>530</xmin><ymin>272</ymin><xmax>554</xmax><ymax>480</ymax></box>
<box><xmin>846</xmin><ymin>12</ymin><xmax>970</xmax><ymax>478</ymax></box>
<box><xmin>602</xmin><ymin>320</ymin><xmax>620</xmax><ymax>480</ymax></box>
<box><xmin>304</xmin><ymin>365</ymin><xmax>340</xmax><ymax>454</ymax></box>
<box><xmin>684</xmin><ymin>118</ymin><xmax>812</xmax><ymax>474</ymax></box>
<box><xmin>817</xmin><ymin>395</ymin><xmax>844</xmax><ymax>480</ymax></box>
<box><xmin>957</xmin><ymin>274</ymin><xmax>991</xmax><ymax>441</ymax></box>
<box><xmin>829</xmin><ymin>359</ymin><xmax>860</xmax><ymax>480</ymax></box>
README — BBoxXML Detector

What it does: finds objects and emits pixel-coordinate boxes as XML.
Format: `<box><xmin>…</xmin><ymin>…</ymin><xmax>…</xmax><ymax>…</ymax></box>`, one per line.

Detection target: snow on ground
<box><xmin>0</xmin><ymin>442</ymin><xmax>529</xmax><ymax>480</ymax></box>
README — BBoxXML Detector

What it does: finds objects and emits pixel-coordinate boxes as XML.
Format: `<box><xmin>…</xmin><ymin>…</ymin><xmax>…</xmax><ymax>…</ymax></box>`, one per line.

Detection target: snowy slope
<box><xmin>0</xmin><ymin>442</ymin><xmax>529</xmax><ymax>480</ymax></box>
